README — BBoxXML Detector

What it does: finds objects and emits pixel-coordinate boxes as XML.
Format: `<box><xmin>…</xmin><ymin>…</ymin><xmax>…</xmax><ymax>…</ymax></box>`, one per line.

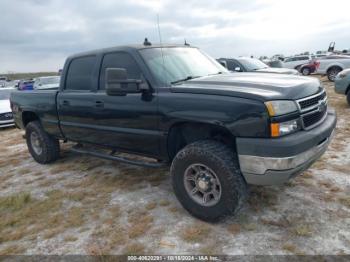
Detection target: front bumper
<box><xmin>236</xmin><ymin>108</ymin><xmax>337</xmax><ymax>185</ymax></box>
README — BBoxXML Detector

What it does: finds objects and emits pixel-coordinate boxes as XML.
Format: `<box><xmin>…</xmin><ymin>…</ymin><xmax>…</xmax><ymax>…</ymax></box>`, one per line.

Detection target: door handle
<box><xmin>62</xmin><ymin>100</ymin><xmax>70</xmax><ymax>106</ymax></box>
<box><xmin>95</xmin><ymin>101</ymin><xmax>104</xmax><ymax>108</ymax></box>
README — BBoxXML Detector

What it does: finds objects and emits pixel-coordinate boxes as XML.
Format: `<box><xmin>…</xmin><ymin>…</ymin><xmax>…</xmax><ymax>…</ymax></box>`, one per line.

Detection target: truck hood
<box><xmin>0</xmin><ymin>99</ymin><xmax>11</xmax><ymax>113</ymax></box>
<box><xmin>255</xmin><ymin>67</ymin><xmax>298</xmax><ymax>75</ymax></box>
<box><xmin>170</xmin><ymin>73</ymin><xmax>322</xmax><ymax>101</ymax></box>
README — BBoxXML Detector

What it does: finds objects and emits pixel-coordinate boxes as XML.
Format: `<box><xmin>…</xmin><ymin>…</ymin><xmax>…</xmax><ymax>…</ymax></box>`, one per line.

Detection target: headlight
<box><xmin>271</xmin><ymin>119</ymin><xmax>300</xmax><ymax>137</ymax></box>
<box><xmin>265</xmin><ymin>100</ymin><xmax>298</xmax><ymax>116</ymax></box>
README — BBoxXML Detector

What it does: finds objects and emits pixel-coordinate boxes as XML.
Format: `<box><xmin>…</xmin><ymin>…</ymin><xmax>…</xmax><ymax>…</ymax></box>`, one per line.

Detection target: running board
<box><xmin>70</xmin><ymin>145</ymin><xmax>167</xmax><ymax>168</ymax></box>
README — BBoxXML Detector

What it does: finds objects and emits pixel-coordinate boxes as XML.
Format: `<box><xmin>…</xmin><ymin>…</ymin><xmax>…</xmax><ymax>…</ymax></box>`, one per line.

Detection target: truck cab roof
<box><xmin>67</xmin><ymin>44</ymin><xmax>196</xmax><ymax>60</ymax></box>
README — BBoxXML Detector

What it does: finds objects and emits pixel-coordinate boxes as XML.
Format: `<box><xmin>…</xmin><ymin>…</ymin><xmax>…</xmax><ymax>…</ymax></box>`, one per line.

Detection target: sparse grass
<box><xmin>0</xmin><ymin>192</ymin><xmax>31</xmax><ymax>211</ymax></box>
<box><xmin>318</xmin><ymin>180</ymin><xmax>332</xmax><ymax>189</ymax></box>
<box><xmin>65</xmin><ymin>207</ymin><xmax>86</xmax><ymax>228</ymax></box>
<box><xmin>17</xmin><ymin>168</ymin><xmax>31</xmax><ymax>175</ymax></box>
<box><xmin>159</xmin><ymin>199</ymin><xmax>170</xmax><ymax>206</ymax></box>
<box><xmin>260</xmin><ymin>217</ymin><xmax>290</xmax><ymax>227</ymax></box>
<box><xmin>128</xmin><ymin>212</ymin><xmax>154</xmax><ymax>239</ymax></box>
<box><xmin>248</xmin><ymin>187</ymin><xmax>278</xmax><ymax>211</ymax></box>
<box><xmin>145</xmin><ymin>202</ymin><xmax>157</xmax><ymax>210</ymax></box>
<box><xmin>293</xmin><ymin>225</ymin><xmax>313</xmax><ymax>237</ymax></box>
<box><xmin>168</xmin><ymin>206</ymin><xmax>180</xmax><ymax>213</ymax></box>
<box><xmin>282</xmin><ymin>243</ymin><xmax>297</xmax><ymax>253</ymax></box>
<box><xmin>0</xmin><ymin>190</ymin><xmax>88</xmax><ymax>244</ymax></box>
<box><xmin>43</xmin><ymin>227</ymin><xmax>65</xmax><ymax>239</ymax></box>
<box><xmin>64</xmin><ymin>235</ymin><xmax>78</xmax><ymax>242</ymax></box>
<box><xmin>227</xmin><ymin>224</ymin><xmax>241</xmax><ymax>234</ymax></box>
<box><xmin>338</xmin><ymin>196</ymin><xmax>350</xmax><ymax>208</ymax></box>
<box><xmin>0</xmin><ymin>244</ymin><xmax>26</xmax><ymax>255</ymax></box>
<box><xmin>199</xmin><ymin>242</ymin><xmax>221</xmax><ymax>255</ymax></box>
<box><xmin>123</xmin><ymin>242</ymin><xmax>145</xmax><ymax>255</ymax></box>
<box><xmin>242</xmin><ymin>223</ymin><xmax>257</xmax><ymax>231</ymax></box>
<box><xmin>181</xmin><ymin>223</ymin><xmax>211</xmax><ymax>242</ymax></box>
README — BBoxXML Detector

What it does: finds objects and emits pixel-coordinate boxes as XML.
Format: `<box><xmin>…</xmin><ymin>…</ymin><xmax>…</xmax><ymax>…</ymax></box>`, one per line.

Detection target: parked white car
<box><xmin>0</xmin><ymin>88</ymin><xmax>15</xmax><ymax>128</ymax></box>
<box><xmin>315</xmin><ymin>55</ymin><xmax>350</xmax><ymax>81</ymax></box>
<box><xmin>283</xmin><ymin>55</ymin><xmax>312</xmax><ymax>70</ymax></box>
<box><xmin>34</xmin><ymin>76</ymin><xmax>60</xmax><ymax>90</ymax></box>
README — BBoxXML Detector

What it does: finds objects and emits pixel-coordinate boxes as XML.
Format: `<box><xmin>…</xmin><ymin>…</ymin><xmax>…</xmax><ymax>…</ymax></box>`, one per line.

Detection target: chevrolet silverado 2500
<box><xmin>10</xmin><ymin>44</ymin><xmax>337</xmax><ymax>221</ymax></box>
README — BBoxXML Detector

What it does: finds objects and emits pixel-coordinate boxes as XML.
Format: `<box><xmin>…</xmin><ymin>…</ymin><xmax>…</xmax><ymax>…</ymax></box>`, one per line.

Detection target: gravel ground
<box><xmin>0</xmin><ymin>76</ymin><xmax>349</xmax><ymax>255</ymax></box>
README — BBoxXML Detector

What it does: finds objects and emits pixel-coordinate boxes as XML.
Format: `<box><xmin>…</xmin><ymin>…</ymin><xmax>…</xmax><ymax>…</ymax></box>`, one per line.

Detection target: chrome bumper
<box><xmin>238</xmin><ymin>131</ymin><xmax>334</xmax><ymax>185</ymax></box>
<box><xmin>239</xmin><ymin>131</ymin><xmax>333</xmax><ymax>175</ymax></box>
<box><xmin>0</xmin><ymin>119</ymin><xmax>15</xmax><ymax>128</ymax></box>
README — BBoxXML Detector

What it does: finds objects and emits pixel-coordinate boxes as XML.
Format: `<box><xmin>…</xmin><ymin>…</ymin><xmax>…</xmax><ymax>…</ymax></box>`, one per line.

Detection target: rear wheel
<box><xmin>327</xmin><ymin>67</ymin><xmax>342</xmax><ymax>82</ymax></box>
<box><xmin>347</xmin><ymin>91</ymin><xmax>350</xmax><ymax>106</ymax></box>
<box><xmin>301</xmin><ymin>67</ymin><xmax>311</xmax><ymax>76</ymax></box>
<box><xmin>26</xmin><ymin>121</ymin><xmax>60</xmax><ymax>164</ymax></box>
<box><xmin>170</xmin><ymin>140</ymin><xmax>247</xmax><ymax>222</ymax></box>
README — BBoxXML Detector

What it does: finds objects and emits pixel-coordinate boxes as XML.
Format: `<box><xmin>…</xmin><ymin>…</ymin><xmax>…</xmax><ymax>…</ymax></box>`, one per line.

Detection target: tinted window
<box><xmin>227</xmin><ymin>60</ymin><xmax>241</xmax><ymax>70</ymax></box>
<box><xmin>99</xmin><ymin>52</ymin><xmax>141</xmax><ymax>90</ymax></box>
<box><xmin>65</xmin><ymin>56</ymin><xmax>96</xmax><ymax>90</ymax></box>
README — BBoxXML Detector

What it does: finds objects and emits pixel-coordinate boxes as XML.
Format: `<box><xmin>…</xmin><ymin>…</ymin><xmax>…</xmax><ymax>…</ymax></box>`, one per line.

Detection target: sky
<box><xmin>0</xmin><ymin>0</ymin><xmax>349</xmax><ymax>73</ymax></box>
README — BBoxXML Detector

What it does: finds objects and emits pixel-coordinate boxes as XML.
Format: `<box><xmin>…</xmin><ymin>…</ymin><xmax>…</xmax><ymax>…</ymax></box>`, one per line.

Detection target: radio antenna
<box><xmin>157</xmin><ymin>14</ymin><xmax>166</xmax><ymax>84</ymax></box>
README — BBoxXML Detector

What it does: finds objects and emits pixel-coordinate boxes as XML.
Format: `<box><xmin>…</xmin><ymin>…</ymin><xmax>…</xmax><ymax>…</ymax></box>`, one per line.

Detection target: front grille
<box><xmin>0</xmin><ymin>112</ymin><xmax>13</xmax><ymax>121</ymax></box>
<box><xmin>302</xmin><ymin>109</ymin><xmax>327</xmax><ymax>128</ymax></box>
<box><xmin>298</xmin><ymin>91</ymin><xmax>326</xmax><ymax>110</ymax></box>
<box><xmin>297</xmin><ymin>90</ymin><xmax>328</xmax><ymax>130</ymax></box>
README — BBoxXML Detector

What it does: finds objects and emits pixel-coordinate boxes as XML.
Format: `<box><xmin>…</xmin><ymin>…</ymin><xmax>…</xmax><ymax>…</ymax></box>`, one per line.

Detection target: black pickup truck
<box><xmin>10</xmin><ymin>43</ymin><xmax>336</xmax><ymax>221</ymax></box>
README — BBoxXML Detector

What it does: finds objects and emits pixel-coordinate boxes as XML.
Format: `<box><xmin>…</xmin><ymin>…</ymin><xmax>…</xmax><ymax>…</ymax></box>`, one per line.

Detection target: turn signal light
<box><xmin>270</xmin><ymin>123</ymin><xmax>280</xmax><ymax>137</ymax></box>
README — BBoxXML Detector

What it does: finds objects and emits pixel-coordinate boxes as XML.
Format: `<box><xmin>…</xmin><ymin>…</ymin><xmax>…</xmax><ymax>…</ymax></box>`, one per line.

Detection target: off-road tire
<box><xmin>327</xmin><ymin>67</ymin><xmax>342</xmax><ymax>82</ymax></box>
<box><xmin>26</xmin><ymin>121</ymin><xmax>60</xmax><ymax>164</ymax></box>
<box><xmin>301</xmin><ymin>67</ymin><xmax>311</xmax><ymax>76</ymax></box>
<box><xmin>170</xmin><ymin>140</ymin><xmax>247</xmax><ymax>222</ymax></box>
<box><xmin>347</xmin><ymin>91</ymin><xmax>350</xmax><ymax>106</ymax></box>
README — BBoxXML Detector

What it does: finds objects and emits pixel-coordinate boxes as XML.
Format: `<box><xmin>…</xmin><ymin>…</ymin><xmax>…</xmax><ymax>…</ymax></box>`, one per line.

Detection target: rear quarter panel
<box><xmin>10</xmin><ymin>90</ymin><xmax>62</xmax><ymax>137</ymax></box>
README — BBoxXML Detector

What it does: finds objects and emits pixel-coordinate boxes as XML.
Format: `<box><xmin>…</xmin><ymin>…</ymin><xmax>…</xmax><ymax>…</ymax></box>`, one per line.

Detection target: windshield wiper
<box><xmin>207</xmin><ymin>71</ymin><xmax>224</xmax><ymax>76</ymax></box>
<box><xmin>171</xmin><ymin>76</ymin><xmax>200</xmax><ymax>85</ymax></box>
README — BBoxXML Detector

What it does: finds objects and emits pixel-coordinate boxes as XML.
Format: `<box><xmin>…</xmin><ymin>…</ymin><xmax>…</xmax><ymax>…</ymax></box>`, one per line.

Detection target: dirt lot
<box><xmin>0</xmin><ymin>76</ymin><xmax>349</xmax><ymax>255</ymax></box>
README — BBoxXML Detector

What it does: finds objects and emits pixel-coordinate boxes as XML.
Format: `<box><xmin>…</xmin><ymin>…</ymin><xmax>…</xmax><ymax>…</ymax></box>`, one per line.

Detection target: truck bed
<box><xmin>10</xmin><ymin>90</ymin><xmax>62</xmax><ymax>137</ymax></box>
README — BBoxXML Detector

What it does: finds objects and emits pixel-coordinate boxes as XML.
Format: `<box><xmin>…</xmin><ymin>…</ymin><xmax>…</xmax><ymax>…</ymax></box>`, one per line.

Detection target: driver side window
<box><xmin>99</xmin><ymin>52</ymin><xmax>142</xmax><ymax>90</ymax></box>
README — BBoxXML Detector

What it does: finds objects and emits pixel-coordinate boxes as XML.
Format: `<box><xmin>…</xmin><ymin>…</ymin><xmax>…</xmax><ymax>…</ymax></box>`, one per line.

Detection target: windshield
<box><xmin>237</xmin><ymin>58</ymin><xmax>269</xmax><ymax>71</ymax></box>
<box><xmin>0</xmin><ymin>89</ymin><xmax>13</xmax><ymax>100</ymax></box>
<box><xmin>140</xmin><ymin>47</ymin><xmax>228</xmax><ymax>85</ymax></box>
<box><xmin>40</xmin><ymin>76</ymin><xmax>60</xmax><ymax>85</ymax></box>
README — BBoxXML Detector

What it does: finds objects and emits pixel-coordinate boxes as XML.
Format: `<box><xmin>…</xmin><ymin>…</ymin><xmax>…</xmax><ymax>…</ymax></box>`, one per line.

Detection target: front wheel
<box><xmin>327</xmin><ymin>67</ymin><xmax>342</xmax><ymax>82</ymax></box>
<box><xmin>170</xmin><ymin>140</ymin><xmax>247</xmax><ymax>222</ymax></box>
<box><xmin>301</xmin><ymin>67</ymin><xmax>311</xmax><ymax>76</ymax></box>
<box><xmin>26</xmin><ymin>121</ymin><xmax>60</xmax><ymax>164</ymax></box>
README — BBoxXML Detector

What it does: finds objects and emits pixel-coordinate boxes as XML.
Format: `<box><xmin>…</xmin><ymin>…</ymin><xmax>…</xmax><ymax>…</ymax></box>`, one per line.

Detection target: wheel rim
<box><xmin>329</xmin><ymin>70</ymin><xmax>339</xmax><ymax>81</ymax></box>
<box><xmin>30</xmin><ymin>132</ymin><xmax>42</xmax><ymax>155</ymax></box>
<box><xmin>303</xmin><ymin>68</ymin><xmax>310</xmax><ymax>75</ymax></box>
<box><xmin>183</xmin><ymin>163</ymin><xmax>222</xmax><ymax>207</ymax></box>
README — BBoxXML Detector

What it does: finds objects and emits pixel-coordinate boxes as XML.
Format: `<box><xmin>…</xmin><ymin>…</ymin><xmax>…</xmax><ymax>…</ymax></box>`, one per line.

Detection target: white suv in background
<box><xmin>315</xmin><ymin>55</ymin><xmax>350</xmax><ymax>81</ymax></box>
<box><xmin>283</xmin><ymin>55</ymin><xmax>311</xmax><ymax>70</ymax></box>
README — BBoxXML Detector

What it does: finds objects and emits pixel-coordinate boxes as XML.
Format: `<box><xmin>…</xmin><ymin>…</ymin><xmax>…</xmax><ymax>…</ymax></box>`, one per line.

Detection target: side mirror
<box><xmin>234</xmin><ymin>67</ymin><xmax>242</xmax><ymax>72</ymax></box>
<box><xmin>105</xmin><ymin>68</ymin><xmax>148</xmax><ymax>96</ymax></box>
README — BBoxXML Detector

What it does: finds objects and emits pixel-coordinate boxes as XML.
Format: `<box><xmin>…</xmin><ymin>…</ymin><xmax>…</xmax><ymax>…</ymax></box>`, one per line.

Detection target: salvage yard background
<box><xmin>0</xmin><ymin>76</ymin><xmax>349</xmax><ymax>255</ymax></box>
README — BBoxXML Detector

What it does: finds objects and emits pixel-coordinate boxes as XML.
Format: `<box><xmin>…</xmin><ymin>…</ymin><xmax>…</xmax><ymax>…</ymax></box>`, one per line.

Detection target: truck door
<box><xmin>85</xmin><ymin>52</ymin><xmax>160</xmax><ymax>157</ymax></box>
<box><xmin>57</xmin><ymin>55</ymin><xmax>99</xmax><ymax>143</ymax></box>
